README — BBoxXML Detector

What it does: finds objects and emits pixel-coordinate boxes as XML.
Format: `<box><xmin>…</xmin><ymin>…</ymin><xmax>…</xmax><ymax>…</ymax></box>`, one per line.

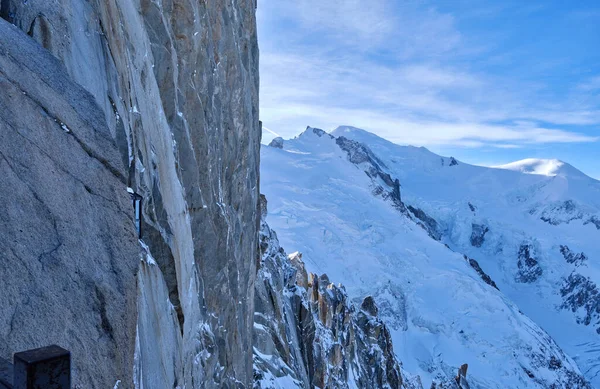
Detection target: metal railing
<box><xmin>0</xmin><ymin>345</ymin><xmax>70</xmax><ymax>389</ymax></box>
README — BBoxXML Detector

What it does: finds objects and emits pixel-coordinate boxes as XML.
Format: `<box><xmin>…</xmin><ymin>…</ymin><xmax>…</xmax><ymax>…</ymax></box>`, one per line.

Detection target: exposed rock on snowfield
<box><xmin>464</xmin><ymin>256</ymin><xmax>499</xmax><ymax>290</ymax></box>
<box><xmin>469</xmin><ymin>224</ymin><xmax>489</xmax><ymax>248</ymax></box>
<box><xmin>560</xmin><ymin>245</ymin><xmax>588</xmax><ymax>267</ymax></box>
<box><xmin>253</xmin><ymin>196</ymin><xmax>423</xmax><ymax>389</ymax></box>
<box><xmin>269</xmin><ymin>137</ymin><xmax>284</xmax><ymax>149</ymax></box>
<box><xmin>1</xmin><ymin>0</ymin><xmax>259</xmax><ymax>387</ymax></box>
<box><xmin>516</xmin><ymin>244</ymin><xmax>543</xmax><ymax>283</ymax></box>
<box><xmin>408</xmin><ymin>205</ymin><xmax>442</xmax><ymax>241</ymax></box>
<box><xmin>560</xmin><ymin>272</ymin><xmax>600</xmax><ymax>334</ymax></box>
<box><xmin>584</xmin><ymin>216</ymin><xmax>600</xmax><ymax>230</ymax></box>
<box><xmin>335</xmin><ymin>133</ymin><xmax>406</xmax><ymax>213</ymax></box>
<box><xmin>539</xmin><ymin>200</ymin><xmax>584</xmax><ymax>225</ymax></box>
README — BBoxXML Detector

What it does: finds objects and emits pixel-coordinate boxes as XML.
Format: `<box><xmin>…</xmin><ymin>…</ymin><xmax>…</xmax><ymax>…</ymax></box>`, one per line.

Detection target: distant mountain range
<box><xmin>260</xmin><ymin>126</ymin><xmax>600</xmax><ymax>388</ymax></box>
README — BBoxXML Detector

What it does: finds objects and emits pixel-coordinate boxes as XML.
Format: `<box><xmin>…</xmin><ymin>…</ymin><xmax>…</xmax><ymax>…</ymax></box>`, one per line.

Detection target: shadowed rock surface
<box><xmin>0</xmin><ymin>19</ymin><xmax>139</xmax><ymax>388</ymax></box>
<box><xmin>1</xmin><ymin>0</ymin><xmax>259</xmax><ymax>387</ymax></box>
<box><xmin>408</xmin><ymin>205</ymin><xmax>442</xmax><ymax>241</ymax></box>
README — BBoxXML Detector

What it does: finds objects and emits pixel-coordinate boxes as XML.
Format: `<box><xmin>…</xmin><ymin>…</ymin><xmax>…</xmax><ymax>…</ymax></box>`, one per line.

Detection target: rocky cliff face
<box><xmin>0</xmin><ymin>19</ymin><xmax>140</xmax><ymax>388</ymax></box>
<box><xmin>0</xmin><ymin>2</ymin><xmax>517</xmax><ymax>388</ymax></box>
<box><xmin>253</xmin><ymin>196</ymin><xmax>425</xmax><ymax>389</ymax></box>
<box><xmin>1</xmin><ymin>0</ymin><xmax>259</xmax><ymax>387</ymax></box>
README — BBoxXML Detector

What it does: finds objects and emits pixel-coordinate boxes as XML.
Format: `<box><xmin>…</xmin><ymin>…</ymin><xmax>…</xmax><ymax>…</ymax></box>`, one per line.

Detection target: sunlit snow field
<box><xmin>261</xmin><ymin>127</ymin><xmax>600</xmax><ymax>388</ymax></box>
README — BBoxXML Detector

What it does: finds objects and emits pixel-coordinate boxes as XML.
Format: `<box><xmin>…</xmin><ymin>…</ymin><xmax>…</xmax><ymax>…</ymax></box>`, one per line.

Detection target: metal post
<box><xmin>131</xmin><ymin>192</ymin><xmax>143</xmax><ymax>238</ymax></box>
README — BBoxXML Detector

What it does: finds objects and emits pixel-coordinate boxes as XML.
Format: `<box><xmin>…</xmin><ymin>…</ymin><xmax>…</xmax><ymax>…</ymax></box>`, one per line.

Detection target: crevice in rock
<box><xmin>68</xmin><ymin>129</ymin><xmax>127</xmax><ymax>184</ymax></box>
<box><xmin>94</xmin><ymin>285</ymin><xmax>115</xmax><ymax>342</ymax></box>
<box><xmin>0</xmin><ymin>0</ymin><xmax>10</xmax><ymax>23</ymax></box>
<box><xmin>142</xmin><ymin>222</ymin><xmax>184</xmax><ymax>334</ymax></box>
<box><xmin>27</xmin><ymin>15</ymin><xmax>53</xmax><ymax>52</ymax></box>
<box><xmin>108</xmin><ymin>95</ymin><xmax>131</xmax><ymax>178</ymax></box>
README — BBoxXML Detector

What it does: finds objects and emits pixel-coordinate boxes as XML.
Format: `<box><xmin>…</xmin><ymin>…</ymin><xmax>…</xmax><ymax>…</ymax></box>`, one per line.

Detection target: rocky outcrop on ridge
<box><xmin>408</xmin><ymin>205</ymin><xmax>442</xmax><ymax>241</ymax></box>
<box><xmin>253</xmin><ymin>196</ymin><xmax>421</xmax><ymax>389</ymax></box>
<box><xmin>269</xmin><ymin>137</ymin><xmax>284</xmax><ymax>149</ymax></box>
<box><xmin>335</xmin><ymin>134</ymin><xmax>406</xmax><ymax>213</ymax></box>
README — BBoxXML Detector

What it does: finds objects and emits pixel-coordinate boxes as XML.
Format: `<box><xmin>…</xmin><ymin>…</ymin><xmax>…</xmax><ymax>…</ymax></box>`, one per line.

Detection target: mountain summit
<box><xmin>262</xmin><ymin>126</ymin><xmax>600</xmax><ymax>388</ymax></box>
<box><xmin>495</xmin><ymin>158</ymin><xmax>591</xmax><ymax>179</ymax></box>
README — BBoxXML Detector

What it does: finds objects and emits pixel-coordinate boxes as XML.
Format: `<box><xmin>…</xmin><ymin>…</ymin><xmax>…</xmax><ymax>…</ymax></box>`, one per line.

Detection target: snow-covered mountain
<box><xmin>494</xmin><ymin>158</ymin><xmax>590</xmax><ymax>179</ymax></box>
<box><xmin>261</xmin><ymin>126</ymin><xmax>600</xmax><ymax>388</ymax></box>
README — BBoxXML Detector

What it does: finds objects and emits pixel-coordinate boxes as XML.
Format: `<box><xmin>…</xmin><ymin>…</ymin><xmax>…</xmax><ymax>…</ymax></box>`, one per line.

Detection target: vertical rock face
<box><xmin>0</xmin><ymin>19</ymin><xmax>139</xmax><ymax>388</ymax></box>
<box><xmin>1</xmin><ymin>0</ymin><xmax>259</xmax><ymax>388</ymax></box>
<box><xmin>253</xmin><ymin>196</ymin><xmax>418</xmax><ymax>389</ymax></box>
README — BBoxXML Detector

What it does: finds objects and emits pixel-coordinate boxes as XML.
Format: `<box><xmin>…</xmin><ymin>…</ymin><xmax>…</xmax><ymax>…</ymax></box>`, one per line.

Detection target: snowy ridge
<box><xmin>261</xmin><ymin>126</ymin><xmax>597</xmax><ymax>388</ymax></box>
<box><xmin>494</xmin><ymin>158</ymin><xmax>591</xmax><ymax>179</ymax></box>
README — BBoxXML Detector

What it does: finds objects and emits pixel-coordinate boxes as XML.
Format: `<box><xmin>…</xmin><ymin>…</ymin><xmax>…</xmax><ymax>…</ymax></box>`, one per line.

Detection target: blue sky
<box><xmin>257</xmin><ymin>0</ymin><xmax>600</xmax><ymax>179</ymax></box>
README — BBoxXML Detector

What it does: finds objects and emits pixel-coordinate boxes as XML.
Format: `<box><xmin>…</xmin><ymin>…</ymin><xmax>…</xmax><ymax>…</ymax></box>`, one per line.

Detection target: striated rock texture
<box><xmin>253</xmin><ymin>196</ymin><xmax>422</xmax><ymax>389</ymax></box>
<box><xmin>0</xmin><ymin>19</ymin><xmax>139</xmax><ymax>388</ymax></box>
<box><xmin>1</xmin><ymin>0</ymin><xmax>259</xmax><ymax>387</ymax></box>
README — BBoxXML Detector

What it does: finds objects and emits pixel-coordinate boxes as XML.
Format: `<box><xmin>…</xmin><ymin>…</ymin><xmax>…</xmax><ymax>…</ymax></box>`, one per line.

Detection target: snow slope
<box><xmin>260</xmin><ymin>126</ymin><xmax>599</xmax><ymax>388</ymax></box>
<box><xmin>331</xmin><ymin>126</ymin><xmax>600</xmax><ymax>385</ymax></box>
<box><xmin>494</xmin><ymin>158</ymin><xmax>589</xmax><ymax>178</ymax></box>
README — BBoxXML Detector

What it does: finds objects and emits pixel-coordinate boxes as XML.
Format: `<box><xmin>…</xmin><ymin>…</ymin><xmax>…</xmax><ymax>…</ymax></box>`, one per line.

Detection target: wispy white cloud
<box><xmin>286</xmin><ymin>0</ymin><xmax>395</xmax><ymax>45</ymax></box>
<box><xmin>258</xmin><ymin>0</ymin><xmax>600</xmax><ymax>150</ymax></box>
<box><xmin>261</xmin><ymin>101</ymin><xmax>597</xmax><ymax>147</ymax></box>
